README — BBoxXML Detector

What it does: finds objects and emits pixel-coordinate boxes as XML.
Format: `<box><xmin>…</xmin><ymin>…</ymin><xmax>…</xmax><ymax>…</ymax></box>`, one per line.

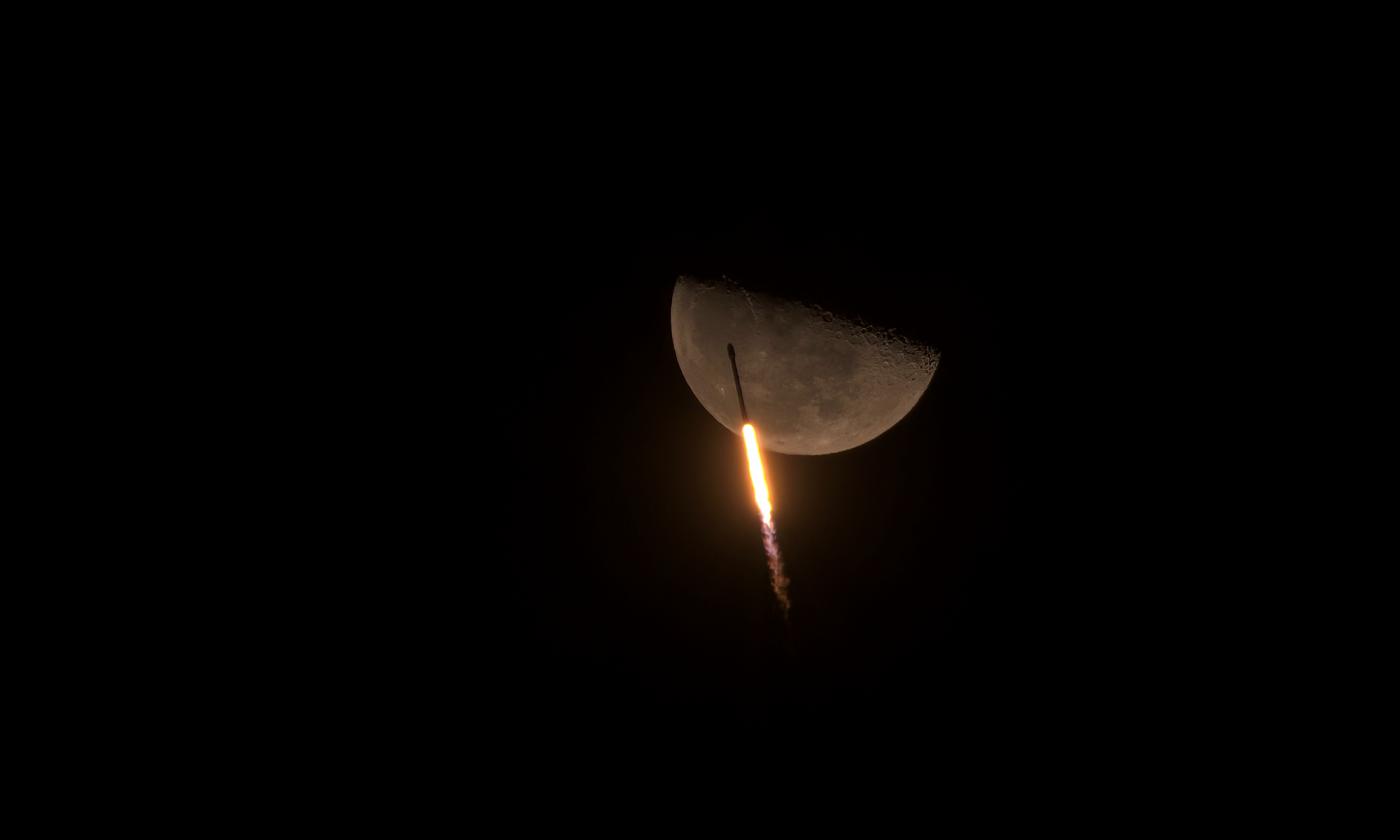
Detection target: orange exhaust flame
<box><xmin>742</xmin><ymin>424</ymin><xmax>773</xmax><ymax>523</ymax></box>
<box><xmin>742</xmin><ymin>423</ymin><xmax>790</xmax><ymax>620</ymax></box>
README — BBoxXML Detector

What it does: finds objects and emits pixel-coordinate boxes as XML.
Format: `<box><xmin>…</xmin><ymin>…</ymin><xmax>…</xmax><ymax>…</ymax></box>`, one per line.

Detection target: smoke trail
<box><xmin>742</xmin><ymin>422</ymin><xmax>790</xmax><ymax>621</ymax></box>
<box><xmin>761</xmin><ymin>518</ymin><xmax>791</xmax><ymax>621</ymax></box>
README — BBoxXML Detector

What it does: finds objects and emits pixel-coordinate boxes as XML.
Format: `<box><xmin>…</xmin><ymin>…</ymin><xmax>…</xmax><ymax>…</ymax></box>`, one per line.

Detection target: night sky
<box><xmin>127</xmin><ymin>59</ymin><xmax>1274</xmax><ymax>779</ymax></box>
<box><xmin>306</xmin><ymin>179</ymin><xmax>1161</xmax><ymax>750</ymax></box>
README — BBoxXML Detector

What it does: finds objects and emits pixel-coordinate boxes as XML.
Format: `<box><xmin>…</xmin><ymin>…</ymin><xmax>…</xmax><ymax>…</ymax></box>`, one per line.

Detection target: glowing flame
<box><xmin>742</xmin><ymin>423</ymin><xmax>790</xmax><ymax>620</ymax></box>
<box><xmin>742</xmin><ymin>423</ymin><xmax>773</xmax><ymax>524</ymax></box>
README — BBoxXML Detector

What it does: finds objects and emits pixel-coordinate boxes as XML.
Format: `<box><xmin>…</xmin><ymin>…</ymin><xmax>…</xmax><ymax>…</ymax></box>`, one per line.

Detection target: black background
<box><xmin>292</xmin><ymin>161</ymin><xmax>1181</xmax><ymax>753</ymax></box>
<box><xmin>71</xmin><ymin>29</ymin><xmax>1328</xmax><ymax>795</ymax></box>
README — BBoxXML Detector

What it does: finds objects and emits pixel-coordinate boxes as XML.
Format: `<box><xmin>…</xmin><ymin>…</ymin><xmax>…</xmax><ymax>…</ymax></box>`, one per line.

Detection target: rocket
<box><xmin>730</xmin><ymin>342</ymin><xmax>788</xmax><ymax>618</ymax></box>
<box><xmin>727</xmin><ymin>343</ymin><xmax>750</xmax><ymax>424</ymax></box>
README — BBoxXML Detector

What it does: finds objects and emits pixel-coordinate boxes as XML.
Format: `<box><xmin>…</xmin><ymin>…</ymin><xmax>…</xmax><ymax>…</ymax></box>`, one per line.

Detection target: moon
<box><xmin>671</xmin><ymin>276</ymin><xmax>939</xmax><ymax>455</ymax></box>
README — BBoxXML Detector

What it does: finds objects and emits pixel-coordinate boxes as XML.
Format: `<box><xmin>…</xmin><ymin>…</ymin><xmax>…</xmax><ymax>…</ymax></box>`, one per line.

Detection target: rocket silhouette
<box><xmin>727</xmin><ymin>343</ymin><xmax>750</xmax><ymax>424</ymax></box>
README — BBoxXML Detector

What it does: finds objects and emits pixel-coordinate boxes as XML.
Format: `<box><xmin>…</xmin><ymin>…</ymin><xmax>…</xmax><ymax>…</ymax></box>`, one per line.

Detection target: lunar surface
<box><xmin>671</xmin><ymin>276</ymin><xmax>939</xmax><ymax>455</ymax></box>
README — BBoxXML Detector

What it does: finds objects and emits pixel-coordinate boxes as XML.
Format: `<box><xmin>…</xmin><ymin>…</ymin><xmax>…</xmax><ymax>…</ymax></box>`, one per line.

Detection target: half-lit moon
<box><xmin>671</xmin><ymin>276</ymin><xmax>939</xmax><ymax>455</ymax></box>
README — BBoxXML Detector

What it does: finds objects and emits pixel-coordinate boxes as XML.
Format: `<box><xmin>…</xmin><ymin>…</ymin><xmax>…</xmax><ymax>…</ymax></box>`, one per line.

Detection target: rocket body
<box><xmin>727</xmin><ymin>343</ymin><xmax>750</xmax><ymax>424</ymax></box>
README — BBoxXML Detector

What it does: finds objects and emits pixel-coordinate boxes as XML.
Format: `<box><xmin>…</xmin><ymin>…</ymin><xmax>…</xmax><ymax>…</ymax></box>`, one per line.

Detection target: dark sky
<box><xmin>147</xmin><ymin>64</ymin><xmax>1285</xmax><ymax>777</ymax></box>
<box><xmin>307</xmin><ymin>174</ymin><xmax>1172</xmax><ymax>750</ymax></box>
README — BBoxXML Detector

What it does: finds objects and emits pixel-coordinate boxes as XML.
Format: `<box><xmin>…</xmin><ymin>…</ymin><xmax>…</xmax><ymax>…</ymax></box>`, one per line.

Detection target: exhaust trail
<box><xmin>743</xmin><ymin>422</ymin><xmax>790</xmax><ymax>620</ymax></box>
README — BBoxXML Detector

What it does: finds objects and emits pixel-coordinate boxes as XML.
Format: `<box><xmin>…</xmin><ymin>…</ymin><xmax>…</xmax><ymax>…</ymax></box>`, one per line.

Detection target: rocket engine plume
<box><xmin>743</xmin><ymin>422</ymin><xmax>791</xmax><ymax>621</ymax></box>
